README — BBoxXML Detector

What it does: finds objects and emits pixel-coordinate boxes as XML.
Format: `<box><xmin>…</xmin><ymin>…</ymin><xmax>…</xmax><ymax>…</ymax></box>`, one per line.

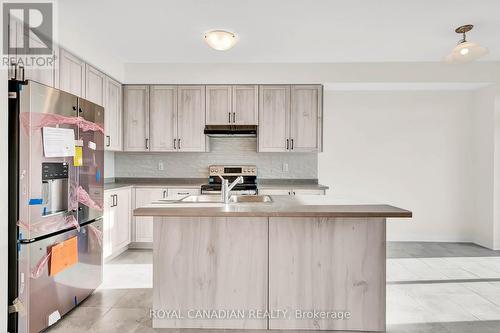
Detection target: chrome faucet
<box><xmin>217</xmin><ymin>175</ymin><xmax>244</xmax><ymax>203</ymax></box>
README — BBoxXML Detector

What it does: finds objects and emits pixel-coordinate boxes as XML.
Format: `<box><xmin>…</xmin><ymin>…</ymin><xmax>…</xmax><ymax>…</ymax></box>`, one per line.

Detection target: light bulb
<box><xmin>460</xmin><ymin>48</ymin><xmax>469</xmax><ymax>55</ymax></box>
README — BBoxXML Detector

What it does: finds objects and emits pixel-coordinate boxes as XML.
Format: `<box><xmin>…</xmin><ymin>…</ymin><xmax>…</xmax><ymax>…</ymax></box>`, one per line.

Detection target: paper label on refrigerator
<box><xmin>73</xmin><ymin>147</ymin><xmax>83</xmax><ymax>166</ymax></box>
<box><xmin>49</xmin><ymin>236</ymin><xmax>78</xmax><ymax>276</ymax></box>
<box><xmin>88</xmin><ymin>141</ymin><xmax>96</xmax><ymax>150</ymax></box>
<box><xmin>42</xmin><ymin>127</ymin><xmax>75</xmax><ymax>157</ymax></box>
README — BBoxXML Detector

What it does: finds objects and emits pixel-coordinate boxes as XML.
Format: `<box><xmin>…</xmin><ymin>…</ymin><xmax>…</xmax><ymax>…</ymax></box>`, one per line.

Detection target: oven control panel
<box><xmin>209</xmin><ymin>165</ymin><xmax>257</xmax><ymax>176</ymax></box>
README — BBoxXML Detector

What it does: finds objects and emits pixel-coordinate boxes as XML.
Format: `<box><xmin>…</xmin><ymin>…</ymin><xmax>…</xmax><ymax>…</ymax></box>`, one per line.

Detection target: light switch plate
<box><xmin>282</xmin><ymin>163</ymin><xmax>289</xmax><ymax>172</ymax></box>
<box><xmin>158</xmin><ymin>161</ymin><xmax>164</xmax><ymax>171</ymax></box>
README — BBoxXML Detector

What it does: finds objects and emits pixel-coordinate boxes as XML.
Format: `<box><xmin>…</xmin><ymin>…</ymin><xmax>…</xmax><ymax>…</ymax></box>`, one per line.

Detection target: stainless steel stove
<box><xmin>201</xmin><ymin>165</ymin><xmax>257</xmax><ymax>195</ymax></box>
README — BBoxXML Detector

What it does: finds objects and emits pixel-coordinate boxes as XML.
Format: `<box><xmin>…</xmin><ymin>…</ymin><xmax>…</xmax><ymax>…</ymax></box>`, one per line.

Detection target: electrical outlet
<box><xmin>282</xmin><ymin>163</ymin><xmax>289</xmax><ymax>172</ymax></box>
<box><xmin>158</xmin><ymin>161</ymin><xmax>164</xmax><ymax>171</ymax></box>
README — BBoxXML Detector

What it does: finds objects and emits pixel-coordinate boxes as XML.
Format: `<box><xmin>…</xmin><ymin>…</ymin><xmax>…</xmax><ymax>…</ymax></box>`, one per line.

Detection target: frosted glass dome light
<box><xmin>204</xmin><ymin>30</ymin><xmax>238</xmax><ymax>51</ymax></box>
<box><xmin>444</xmin><ymin>25</ymin><xmax>488</xmax><ymax>64</ymax></box>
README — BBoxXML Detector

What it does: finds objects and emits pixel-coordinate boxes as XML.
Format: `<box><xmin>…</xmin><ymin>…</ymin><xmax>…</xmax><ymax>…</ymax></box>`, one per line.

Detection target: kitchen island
<box><xmin>134</xmin><ymin>195</ymin><xmax>411</xmax><ymax>331</ymax></box>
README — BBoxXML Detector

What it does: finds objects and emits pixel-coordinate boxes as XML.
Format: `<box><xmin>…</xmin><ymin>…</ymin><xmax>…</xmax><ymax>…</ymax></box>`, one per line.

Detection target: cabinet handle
<box><xmin>177</xmin><ymin>192</ymin><xmax>190</xmax><ymax>195</ymax></box>
<box><xmin>163</xmin><ymin>190</ymin><xmax>167</xmax><ymax>198</ymax></box>
<box><xmin>106</xmin><ymin>135</ymin><xmax>110</xmax><ymax>147</ymax></box>
<box><xmin>288</xmin><ymin>191</ymin><xmax>291</xmax><ymax>195</ymax></box>
<box><xmin>115</xmin><ymin>194</ymin><xmax>118</xmax><ymax>206</ymax></box>
<box><xmin>293</xmin><ymin>191</ymin><xmax>296</xmax><ymax>195</ymax></box>
<box><xmin>232</xmin><ymin>112</ymin><xmax>236</xmax><ymax>123</ymax></box>
<box><xmin>291</xmin><ymin>139</ymin><xmax>294</xmax><ymax>150</ymax></box>
<box><xmin>286</xmin><ymin>139</ymin><xmax>289</xmax><ymax>150</ymax></box>
<box><xmin>145</xmin><ymin>138</ymin><xmax>149</xmax><ymax>150</ymax></box>
<box><xmin>173</xmin><ymin>139</ymin><xmax>176</xmax><ymax>149</ymax></box>
<box><xmin>228</xmin><ymin>112</ymin><xmax>231</xmax><ymax>123</ymax></box>
<box><xmin>178</xmin><ymin>138</ymin><xmax>181</xmax><ymax>149</ymax></box>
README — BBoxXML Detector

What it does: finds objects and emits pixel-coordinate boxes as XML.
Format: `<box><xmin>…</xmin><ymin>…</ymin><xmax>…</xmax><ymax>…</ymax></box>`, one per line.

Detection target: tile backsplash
<box><xmin>114</xmin><ymin>137</ymin><xmax>317</xmax><ymax>179</ymax></box>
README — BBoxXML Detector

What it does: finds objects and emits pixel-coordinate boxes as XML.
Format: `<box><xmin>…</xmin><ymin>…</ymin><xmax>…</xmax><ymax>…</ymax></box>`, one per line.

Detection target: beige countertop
<box><xmin>105</xmin><ymin>178</ymin><xmax>328</xmax><ymax>191</ymax></box>
<box><xmin>134</xmin><ymin>195</ymin><xmax>412</xmax><ymax>218</ymax></box>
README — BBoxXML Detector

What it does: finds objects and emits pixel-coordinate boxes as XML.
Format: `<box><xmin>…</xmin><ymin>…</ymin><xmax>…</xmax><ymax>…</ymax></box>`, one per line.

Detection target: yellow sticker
<box><xmin>74</xmin><ymin>146</ymin><xmax>83</xmax><ymax>166</ymax></box>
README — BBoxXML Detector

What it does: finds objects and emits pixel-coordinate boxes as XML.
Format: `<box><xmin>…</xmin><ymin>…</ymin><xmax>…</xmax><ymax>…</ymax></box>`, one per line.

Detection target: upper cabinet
<box><xmin>123</xmin><ymin>85</ymin><xmax>150</xmax><ymax>151</ymax></box>
<box><xmin>290</xmin><ymin>85</ymin><xmax>322</xmax><ymax>152</ymax></box>
<box><xmin>258</xmin><ymin>85</ymin><xmax>290</xmax><ymax>152</ymax></box>
<box><xmin>177</xmin><ymin>86</ymin><xmax>206</xmax><ymax>152</ymax></box>
<box><xmin>233</xmin><ymin>85</ymin><xmax>259</xmax><ymax>125</ymax></box>
<box><xmin>85</xmin><ymin>64</ymin><xmax>105</xmax><ymax>106</ymax></box>
<box><xmin>104</xmin><ymin>76</ymin><xmax>123</xmax><ymax>151</ymax></box>
<box><xmin>258</xmin><ymin>85</ymin><xmax>322</xmax><ymax>153</ymax></box>
<box><xmin>123</xmin><ymin>85</ymin><xmax>206</xmax><ymax>152</ymax></box>
<box><xmin>58</xmin><ymin>48</ymin><xmax>86</xmax><ymax>97</ymax></box>
<box><xmin>206</xmin><ymin>85</ymin><xmax>258</xmax><ymax>125</ymax></box>
<box><xmin>206</xmin><ymin>85</ymin><xmax>232</xmax><ymax>125</ymax></box>
<box><xmin>150</xmin><ymin>85</ymin><xmax>177</xmax><ymax>152</ymax></box>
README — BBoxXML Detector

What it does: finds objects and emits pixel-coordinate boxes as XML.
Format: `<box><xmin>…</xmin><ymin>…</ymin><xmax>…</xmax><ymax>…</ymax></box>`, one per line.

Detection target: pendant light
<box><xmin>444</xmin><ymin>25</ymin><xmax>488</xmax><ymax>64</ymax></box>
<box><xmin>204</xmin><ymin>30</ymin><xmax>238</xmax><ymax>51</ymax></box>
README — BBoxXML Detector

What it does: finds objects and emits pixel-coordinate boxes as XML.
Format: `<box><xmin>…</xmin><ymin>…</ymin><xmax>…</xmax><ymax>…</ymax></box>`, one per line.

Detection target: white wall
<box><xmin>319</xmin><ymin>91</ymin><xmax>474</xmax><ymax>242</ymax></box>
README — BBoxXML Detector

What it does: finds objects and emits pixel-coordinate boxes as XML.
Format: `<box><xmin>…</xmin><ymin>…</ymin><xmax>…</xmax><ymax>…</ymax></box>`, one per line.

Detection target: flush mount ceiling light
<box><xmin>204</xmin><ymin>30</ymin><xmax>238</xmax><ymax>51</ymax></box>
<box><xmin>444</xmin><ymin>25</ymin><xmax>488</xmax><ymax>64</ymax></box>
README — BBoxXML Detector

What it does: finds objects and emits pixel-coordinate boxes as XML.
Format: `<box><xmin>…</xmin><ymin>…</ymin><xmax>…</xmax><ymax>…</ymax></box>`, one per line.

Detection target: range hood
<box><xmin>204</xmin><ymin>125</ymin><xmax>257</xmax><ymax>137</ymax></box>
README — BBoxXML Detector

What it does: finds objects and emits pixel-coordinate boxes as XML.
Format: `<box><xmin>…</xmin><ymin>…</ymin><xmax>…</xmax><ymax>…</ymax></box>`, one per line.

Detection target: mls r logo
<box><xmin>3</xmin><ymin>2</ymin><xmax>53</xmax><ymax>55</ymax></box>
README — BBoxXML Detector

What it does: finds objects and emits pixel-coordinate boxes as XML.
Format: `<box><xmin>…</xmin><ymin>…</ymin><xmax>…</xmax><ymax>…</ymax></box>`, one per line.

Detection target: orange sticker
<box><xmin>49</xmin><ymin>236</ymin><xmax>78</xmax><ymax>276</ymax></box>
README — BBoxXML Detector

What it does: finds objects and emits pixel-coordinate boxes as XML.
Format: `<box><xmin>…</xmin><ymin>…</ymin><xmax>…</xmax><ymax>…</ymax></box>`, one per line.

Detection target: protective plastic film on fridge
<box><xmin>8</xmin><ymin>80</ymin><xmax>105</xmax><ymax>333</ymax></box>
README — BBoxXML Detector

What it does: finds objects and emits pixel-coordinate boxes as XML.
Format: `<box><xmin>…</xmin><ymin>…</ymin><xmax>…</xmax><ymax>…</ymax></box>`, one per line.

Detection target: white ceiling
<box><xmin>57</xmin><ymin>0</ymin><xmax>500</xmax><ymax>64</ymax></box>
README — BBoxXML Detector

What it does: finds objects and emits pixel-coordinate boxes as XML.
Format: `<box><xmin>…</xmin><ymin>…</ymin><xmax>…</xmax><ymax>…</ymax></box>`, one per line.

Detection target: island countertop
<box><xmin>133</xmin><ymin>195</ymin><xmax>412</xmax><ymax>218</ymax></box>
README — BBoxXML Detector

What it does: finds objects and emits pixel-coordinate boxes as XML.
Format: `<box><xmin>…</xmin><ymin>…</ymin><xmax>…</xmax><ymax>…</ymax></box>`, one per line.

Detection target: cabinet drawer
<box><xmin>167</xmin><ymin>188</ymin><xmax>200</xmax><ymax>200</ymax></box>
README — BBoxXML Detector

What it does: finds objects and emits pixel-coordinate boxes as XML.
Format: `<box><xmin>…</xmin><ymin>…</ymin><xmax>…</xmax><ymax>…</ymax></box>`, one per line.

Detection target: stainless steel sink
<box><xmin>180</xmin><ymin>195</ymin><xmax>223</xmax><ymax>203</ymax></box>
<box><xmin>229</xmin><ymin>195</ymin><xmax>272</xmax><ymax>203</ymax></box>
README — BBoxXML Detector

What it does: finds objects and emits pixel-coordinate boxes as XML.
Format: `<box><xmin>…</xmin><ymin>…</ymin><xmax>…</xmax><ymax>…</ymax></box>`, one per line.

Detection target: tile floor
<box><xmin>46</xmin><ymin>242</ymin><xmax>500</xmax><ymax>333</ymax></box>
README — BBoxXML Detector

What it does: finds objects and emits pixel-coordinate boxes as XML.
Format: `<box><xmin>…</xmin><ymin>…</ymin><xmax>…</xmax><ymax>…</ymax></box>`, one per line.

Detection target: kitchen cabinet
<box><xmin>177</xmin><ymin>85</ymin><xmax>206</xmax><ymax>152</ymax></box>
<box><xmin>205</xmin><ymin>85</ymin><xmax>258</xmax><ymax>125</ymax></box>
<box><xmin>290</xmin><ymin>85</ymin><xmax>322</xmax><ymax>152</ymax></box>
<box><xmin>232</xmin><ymin>85</ymin><xmax>258</xmax><ymax>125</ymax></box>
<box><xmin>206</xmin><ymin>85</ymin><xmax>232</xmax><ymax>125</ymax></box>
<box><xmin>150</xmin><ymin>85</ymin><xmax>177</xmax><ymax>151</ymax></box>
<box><xmin>259</xmin><ymin>188</ymin><xmax>326</xmax><ymax>196</ymax></box>
<box><xmin>258</xmin><ymin>85</ymin><xmax>322</xmax><ymax>153</ymax></box>
<box><xmin>104</xmin><ymin>76</ymin><xmax>123</xmax><ymax>151</ymax></box>
<box><xmin>134</xmin><ymin>188</ymin><xmax>165</xmax><ymax>242</ymax></box>
<box><xmin>104</xmin><ymin>187</ymin><xmax>132</xmax><ymax>259</ymax></box>
<box><xmin>58</xmin><ymin>48</ymin><xmax>86</xmax><ymax>97</ymax></box>
<box><xmin>258</xmin><ymin>85</ymin><xmax>290</xmax><ymax>152</ymax></box>
<box><xmin>124</xmin><ymin>85</ymin><xmax>150</xmax><ymax>151</ymax></box>
<box><xmin>85</xmin><ymin>64</ymin><xmax>105</xmax><ymax>106</ymax></box>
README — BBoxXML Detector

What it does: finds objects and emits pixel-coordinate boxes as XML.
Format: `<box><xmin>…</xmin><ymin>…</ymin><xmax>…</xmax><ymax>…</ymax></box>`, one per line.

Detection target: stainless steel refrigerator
<box><xmin>8</xmin><ymin>80</ymin><xmax>105</xmax><ymax>333</ymax></box>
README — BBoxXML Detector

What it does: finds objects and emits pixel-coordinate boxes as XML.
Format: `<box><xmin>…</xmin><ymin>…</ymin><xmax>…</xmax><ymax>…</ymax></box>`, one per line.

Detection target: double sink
<box><xmin>181</xmin><ymin>194</ymin><xmax>272</xmax><ymax>203</ymax></box>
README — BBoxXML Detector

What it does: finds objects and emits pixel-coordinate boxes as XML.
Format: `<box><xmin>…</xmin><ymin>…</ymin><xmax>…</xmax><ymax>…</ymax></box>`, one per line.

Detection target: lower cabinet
<box><xmin>133</xmin><ymin>187</ymin><xmax>201</xmax><ymax>243</ymax></box>
<box><xmin>103</xmin><ymin>187</ymin><xmax>132</xmax><ymax>259</ymax></box>
<box><xmin>259</xmin><ymin>188</ymin><xmax>326</xmax><ymax>196</ymax></box>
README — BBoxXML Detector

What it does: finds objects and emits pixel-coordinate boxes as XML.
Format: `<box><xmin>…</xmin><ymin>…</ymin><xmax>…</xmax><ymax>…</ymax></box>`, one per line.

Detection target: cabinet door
<box><xmin>112</xmin><ymin>188</ymin><xmax>131</xmax><ymax>252</ymax></box>
<box><xmin>258</xmin><ymin>85</ymin><xmax>290</xmax><ymax>152</ymax></box>
<box><xmin>290</xmin><ymin>85</ymin><xmax>322</xmax><ymax>152</ymax></box>
<box><xmin>103</xmin><ymin>192</ymin><xmax>114</xmax><ymax>259</ymax></box>
<box><xmin>150</xmin><ymin>85</ymin><xmax>177</xmax><ymax>151</ymax></box>
<box><xmin>85</xmin><ymin>64</ymin><xmax>105</xmax><ymax>106</ymax></box>
<box><xmin>104</xmin><ymin>76</ymin><xmax>123</xmax><ymax>151</ymax></box>
<box><xmin>177</xmin><ymin>86</ymin><xmax>206</xmax><ymax>152</ymax></box>
<box><xmin>206</xmin><ymin>85</ymin><xmax>232</xmax><ymax>125</ymax></box>
<box><xmin>59</xmin><ymin>48</ymin><xmax>86</xmax><ymax>97</ymax></box>
<box><xmin>134</xmin><ymin>188</ymin><xmax>165</xmax><ymax>242</ymax></box>
<box><xmin>233</xmin><ymin>85</ymin><xmax>258</xmax><ymax>125</ymax></box>
<box><xmin>123</xmin><ymin>85</ymin><xmax>149</xmax><ymax>151</ymax></box>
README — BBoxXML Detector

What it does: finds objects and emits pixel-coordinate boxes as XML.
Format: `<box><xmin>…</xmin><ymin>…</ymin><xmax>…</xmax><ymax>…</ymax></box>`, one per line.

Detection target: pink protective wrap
<box><xmin>31</xmin><ymin>252</ymin><xmax>51</xmax><ymax>279</ymax></box>
<box><xmin>17</xmin><ymin>215</ymin><xmax>79</xmax><ymax>235</ymax></box>
<box><xmin>88</xmin><ymin>224</ymin><xmax>103</xmax><ymax>247</ymax></box>
<box><xmin>77</xmin><ymin>186</ymin><xmax>103</xmax><ymax>211</ymax></box>
<box><xmin>20</xmin><ymin>112</ymin><xmax>104</xmax><ymax>134</ymax></box>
